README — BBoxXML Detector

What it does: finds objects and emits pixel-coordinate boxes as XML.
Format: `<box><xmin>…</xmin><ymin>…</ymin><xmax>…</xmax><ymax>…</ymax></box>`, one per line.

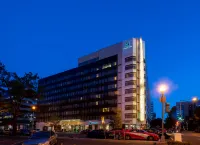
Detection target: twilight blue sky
<box><xmin>0</xmin><ymin>0</ymin><xmax>200</xmax><ymax>117</ymax></box>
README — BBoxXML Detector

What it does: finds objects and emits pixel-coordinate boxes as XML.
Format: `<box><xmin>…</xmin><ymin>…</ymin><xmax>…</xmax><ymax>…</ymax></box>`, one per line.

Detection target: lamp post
<box><xmin>158</xmin><ymin>84</ymin><xmax>168</xmax><ymax>142</ymax></box>
<box><xmin>192</xmin><ymin>97</ymin><xmax>198</xmax><ymax>110</ymax></box>
<box><xmin>31</xmin><ymin>106</ymin><xmax>36</xmax><ymax>130</ymax></box>
<box><xmin>192</xmin><ymin>97</ymin><xmax>198</xmax><ymax>119</ymax></box>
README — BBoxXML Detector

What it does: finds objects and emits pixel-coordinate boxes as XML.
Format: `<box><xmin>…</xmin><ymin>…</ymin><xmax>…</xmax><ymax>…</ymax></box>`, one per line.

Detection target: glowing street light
<box><xmin>32</xmin><ymin>106</ymin><xmax>36</xmax><ymax>110</ymax></box>
<box><xmin>157</xmin><ymin>83</ymin><xmax>169</xmax><ymax>142</ymax></box>
<box><xmin>192</xmin><ymin>97</ymin><xmax>198</xmax><ymax>102</ymax></box>
<box><xmin>158</xmin><ymin>84</ymin><xmax>168</xmax><ymax>94</ymax></box>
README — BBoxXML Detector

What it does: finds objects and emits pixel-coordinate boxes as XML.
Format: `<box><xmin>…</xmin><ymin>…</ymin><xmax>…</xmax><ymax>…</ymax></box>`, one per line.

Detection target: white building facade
<box><xmin>78</xmin><ymin>38</ymin><xmax>149</xmax><ymax>128</ymax></box>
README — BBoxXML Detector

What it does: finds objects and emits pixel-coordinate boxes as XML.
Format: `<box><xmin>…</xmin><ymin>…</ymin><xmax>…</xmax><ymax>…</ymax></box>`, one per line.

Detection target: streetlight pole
<box><xmin>31</xmin><ymin>106</ymin><xmax>36</xmax><ymax>130</ymax></box>
<box><xmin>158</xmin><ymin>84</ymin><xmax>168</xmax><ymax>142</ymax></box>
<box><xmin>161</xmin><ymin>93</ymin><xmax>166</xmax><ymax>142</ymax></box>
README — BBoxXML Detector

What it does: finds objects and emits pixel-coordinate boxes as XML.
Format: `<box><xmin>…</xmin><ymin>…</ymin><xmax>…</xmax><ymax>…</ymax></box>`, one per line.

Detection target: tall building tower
<box><xmin>38</xmin><ymin>38</ymin><xmax>149</xmax><ymax>130</ymax></box>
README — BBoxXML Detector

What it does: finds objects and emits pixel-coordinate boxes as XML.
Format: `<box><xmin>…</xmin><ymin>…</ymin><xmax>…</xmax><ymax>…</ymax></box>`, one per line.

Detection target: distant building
<box><xmin>150</xmin><ymin>102</ymin><xmax>156</xmax><ymax>120</ymax></box>
<box><xmin>176</xmin><ymin>100</ymin><xmax>200</xmax><ymax>130</ymax></box>
<box><xmin>151</xmin><ymin>113</ymin><xmax>156</xmax><ymax>120</ymax></box>
<box><xmin>176</xmin><ymin>100</ymin><xmax>200</xmax><ymax>120</ymax></box>
<box><xmin>38</xmin><ymin>38</ymin><xmax>151</xmax><ymax>131</ymax></box>
<box><xmin>0</xmin><ymin>93</ymin><xmax>36</xmax><ymax>130</ymax></box>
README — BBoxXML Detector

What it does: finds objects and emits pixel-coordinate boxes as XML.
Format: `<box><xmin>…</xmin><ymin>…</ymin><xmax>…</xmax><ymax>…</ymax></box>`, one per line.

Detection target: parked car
<box><xmin>145</xmin><ymin>128</ymin><xmax>170</xmax><ymax>139</ymax></box>
<box><xmin>87</xmin><ymin>130</ymin><xmax>106</xmax><ymax>139</ymax></box>
<box><xmin>3</xmin><ymin>129</ymin><xmax>12</xmax><ymax>135</ymax></box>
<box><xmin>145</xmin><ymin>128</ymin><xmax>159</xmax><ymax>134</ymax></box>
<box><xmin>80</xmin><ymin>129</ymin><xmax>91</xmax><ymax>135</ymax></box>
<box><xmin>118</xmin><ymin>129</ymin><xmax>159</xmax><ymax>141</ymax></box>
<box><xmin>107</xmin><ymin>128</ymin><xmax>129</xmax><ymax>139</ymax></box>
<box><xmin>20</xmin><ymin>129</ymin><xmax>31</xmax><ymax>136</ymax></box>
<box><xmin>22</xmin><ymin>131</ymin><xmax>57</xmax><ymax>145</ymax></box>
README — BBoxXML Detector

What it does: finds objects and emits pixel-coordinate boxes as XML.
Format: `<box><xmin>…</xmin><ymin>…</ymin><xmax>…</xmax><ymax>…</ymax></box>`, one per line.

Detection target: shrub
<box><xmin>167</xmin><ymin>141</ymin><xmax>191</xmax><ymax>145</ymax></box>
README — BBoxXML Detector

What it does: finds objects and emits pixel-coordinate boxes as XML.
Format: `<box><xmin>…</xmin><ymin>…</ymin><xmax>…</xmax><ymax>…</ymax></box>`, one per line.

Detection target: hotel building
<box><xmin>38</xmin><ymin>38</ymin><xmax>150</xmax><ymax>130</ymax></box>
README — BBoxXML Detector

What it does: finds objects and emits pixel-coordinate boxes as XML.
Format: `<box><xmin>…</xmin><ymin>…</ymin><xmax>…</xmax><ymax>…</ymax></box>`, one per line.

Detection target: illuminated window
<box><xmin>125</xmin><ymin>97</ymin><xmax>136</xmax><ymax>102</ymax></box>
<box><xmin>103</xmin><ymin>108</ymin><xmax>109</xmax><ymax>112</ymax></box>
<box><xmin>96</xmin><ymin>101</ymin><xmax>98</xmax><ymax>105</ymax></box>
<box><xmin>96</xmin><ymin>94</ymin><xmax>101</xmax><ymax>98</ymax></box>
<box><xmin>114</xmin><ymin>76</ymin><xmax>117</xmax><ymax>80</ymax></box>
<box><xmin>125</xmin><ymin>105</ymin><xmax>136</xmax><ymax>110</ymax></box>
<box><xmin>102</xmin><ymin>64</ymin><xmax>112</xmax><ymax>69</ymax></box>
<box><xmin>125</xmin><ymin>88</ymin><xmax>136</xmax><ymax>94</ymax></box>
<box><xmin>125</xmin><ymin>113</ymin><xmax>136</xmax><ymax>118</ymax></box>
<box><xmin>96</xmin><ymin>74</ymin><xmax>99</xmax><ymax>78</ymax></box>
<box><xmin>125</xmin><ymin>80</ymin><xmax>136</xmax><ymax>86</ymax></box>
<box><xmin>80</xmin><ymin>97</ymin><xmax>82</xmax><ymax>100</ymax></box>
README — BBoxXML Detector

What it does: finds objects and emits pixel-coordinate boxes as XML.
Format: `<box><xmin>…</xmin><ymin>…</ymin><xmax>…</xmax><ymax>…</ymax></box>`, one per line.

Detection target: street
<box><xmin>57</xmin><ymin>138</ymin><xmax>157</xmax><ymax>145</ymax></box>
<box><xmin>0</xmin><ymin>136</ymin><xmax>27</xmax><ymax>145</ymax></box>
<box><xmin>182</xmin><ymin>131</ymin><xmax>200</xmax><ymax>145</ymax></box>
<box><xmin>0</xmin><ymin>131</ymin><xmax>200</xmax><ymax>145</ymax></box>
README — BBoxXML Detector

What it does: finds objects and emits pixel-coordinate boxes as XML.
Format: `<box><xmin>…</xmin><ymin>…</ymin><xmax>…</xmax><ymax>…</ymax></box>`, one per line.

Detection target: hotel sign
<box><xmin>123</xmin><ymin>40</ymin><xmax>132</xmax><ymax>50</ymax></box>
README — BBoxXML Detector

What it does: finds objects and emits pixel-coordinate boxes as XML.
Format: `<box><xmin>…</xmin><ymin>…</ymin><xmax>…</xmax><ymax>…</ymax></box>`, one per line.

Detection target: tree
<box><xmin>112</xmin><ymin>108</ymin><xmax>122</xmax><ymax>128</ymax></box>
<box><xmin>150</xmin><ymin>118</ymin><xmax>162</xmax><ymax>128</ymax></box>
<box><xmin>49</xmin><ymin>115</ymin><xmax>61</xmax><ymax>131</ymax></box>
<box><xmin>49</xmin><ymin>115</ymin><xmax>61</xmax><ymax>126</ymax></box>
<box><xmin>165</xmin><ymin>106</ymin><xmax>177</xmax><ymax>129</ymax></box>
<box><xmin>0</xmin><ymin>62</ymin><xmax>41</xmax><ymax>135</ymax></box>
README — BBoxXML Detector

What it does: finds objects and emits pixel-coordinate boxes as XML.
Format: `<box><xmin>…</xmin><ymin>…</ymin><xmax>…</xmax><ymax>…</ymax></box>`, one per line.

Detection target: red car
<box><xmin>121</xmin><ymin>129</ymin><xmax>159</xmax><ymax>141</ymax></box>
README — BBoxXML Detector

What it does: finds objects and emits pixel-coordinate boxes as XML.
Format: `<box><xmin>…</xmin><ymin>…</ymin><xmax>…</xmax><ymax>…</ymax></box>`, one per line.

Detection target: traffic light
<box><xmin>178</xmin><ymin>116</ymin><xmax>184</xmax><ymax>121</ymax></box>
<box><xmin>165</xmin><ymin>103</ymin><xmax>170</xmax><ymax>113</ymax></box>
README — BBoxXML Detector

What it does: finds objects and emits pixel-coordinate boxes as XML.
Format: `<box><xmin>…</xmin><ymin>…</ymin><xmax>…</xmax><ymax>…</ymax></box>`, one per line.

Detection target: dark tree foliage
<box><xmin>165</xmin><ymin>106</ymin><xmax>177</xmax><ymax>129</ymax></box>
<box><xmin>0</xmin><ymin>62</ymin><xmax>41</xmax><ymax>135</ymax></box>
<box><xmin>150</xmin><ymin>118</ymin><xmax>162</xmax><ymax>128</ymax></box>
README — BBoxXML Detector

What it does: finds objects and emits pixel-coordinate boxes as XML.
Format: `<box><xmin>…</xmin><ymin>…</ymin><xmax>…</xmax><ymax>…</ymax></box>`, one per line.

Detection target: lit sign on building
<box><xmin>123</xmin><ymin>40</ymin><xmax>132</xmax><ymax>50</ymax></box>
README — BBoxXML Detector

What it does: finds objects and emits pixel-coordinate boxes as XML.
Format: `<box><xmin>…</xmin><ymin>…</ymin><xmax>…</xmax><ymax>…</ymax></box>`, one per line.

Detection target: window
<box><xmin>125</xmin><ymin>64</ymin><xmax>136</xmax><ymax>70</ymax></box>
<box><xmin>125</xmin><ymin>88</ymin><xmax>136</xmax><ymax>94</ymax></box>
<box><xmin>102</xmin><ymin>64</ymin><xmax>112</xmax><ymax>69</ymax></box>
<box><xmin>96</xmin><ymin>94</ymin><xmax>101</xmax><ymax>98</ymax></box>
<box><xmin>103</xmin><ymin>108</ymin><xmax>109</xmax><ymax>112</ymax></box>
<box><xmin>125</xmin><ymin>72</ymin><xmax>136</xmax><ymax>78</ymax></box>
<box><xmin>125</xmin><ymin>113</ymin><xmax>136</xmax><ymax>118</ymax></box>
<box><xmin>125</xmin><ymin>56</ymin><xmax>136</xmax><ymax>62</ymax></box>
<box><xmin>96</xmin><ymin>101</ymin><xmax>98</xmax><ymax>105</ymax></box>
<box><xmin>125</xmin><ymin>97</ymin><xmax>136</xmax><ymax>102</ymax></box>
<box><xmin>125</xmin><ymin>80</ymin><xmax>136</xmax><ymax>86</ymax></box>
<box><xmin>125</xmin><ymin>105</ymin><xmax>136</xmax><ymax>110</ymax></box>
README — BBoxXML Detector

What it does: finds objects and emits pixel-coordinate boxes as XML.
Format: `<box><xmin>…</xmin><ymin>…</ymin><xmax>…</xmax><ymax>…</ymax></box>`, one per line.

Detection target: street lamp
<box><xmin>31</xmin><ymin>106</ymin><xmax>36</xmax><ymax>130</ymax></box>
<box><xmin>158</xmin><ymin>84</ymin><xmax>168</xmax><ymax>142</ymax></box>
<box><xmin>192</xmin><ymin>97</ymin><xmax>198</xmax><ymax>103</ymax></box>
<box><xmin>32</xmin><ymin>106</ymin><xmax>36</xmax><ymax>110</ymax></box>
<box><xmin>192</xmin><ymin>97</ymin><xmax>198</xmax><ymax>117</ymax></box>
